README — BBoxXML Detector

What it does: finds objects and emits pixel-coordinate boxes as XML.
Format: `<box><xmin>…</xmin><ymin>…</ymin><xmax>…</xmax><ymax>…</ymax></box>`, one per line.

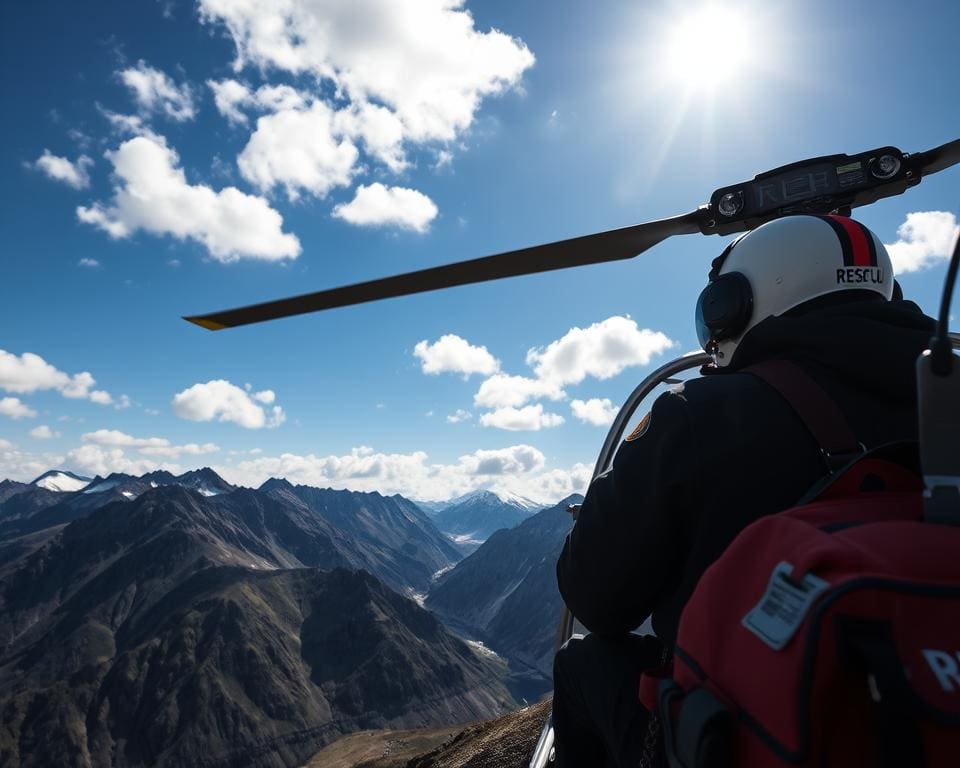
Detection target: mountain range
<box><xmin>426</xmin><ymin>495</ymin><xmax>581</xmax><ymax>698</ymax></box>
<box><xmin>427</xmin><ymin>490</ymin><xmax>542</xmax><ymax>553</ymax></box>
<box><xmin>0</xmin><ymin>476</ymin><xmax>514</xmax><ymax>768</ymax></box>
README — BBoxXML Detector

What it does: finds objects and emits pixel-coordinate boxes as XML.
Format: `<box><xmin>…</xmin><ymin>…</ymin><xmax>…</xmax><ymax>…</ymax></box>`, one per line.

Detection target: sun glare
<box><xmin>661</xmin><ymin>6</ymin><xmax>753</xmax><ymax>89</ymax></box>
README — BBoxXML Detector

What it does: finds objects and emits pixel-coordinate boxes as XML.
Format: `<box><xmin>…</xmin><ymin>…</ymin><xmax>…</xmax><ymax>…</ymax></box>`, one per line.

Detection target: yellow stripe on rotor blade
<box><xmin>184</xmin><ymin>316</ymin><xmax>228</xmax><ymax>331</ymax></box>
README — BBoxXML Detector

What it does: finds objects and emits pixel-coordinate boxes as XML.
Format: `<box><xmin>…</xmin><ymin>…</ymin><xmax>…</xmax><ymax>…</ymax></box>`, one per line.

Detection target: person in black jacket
<box><xmin>552</xmin><ymin>214</ymin><xmax>936</xmax><ymax>768</ymax></box>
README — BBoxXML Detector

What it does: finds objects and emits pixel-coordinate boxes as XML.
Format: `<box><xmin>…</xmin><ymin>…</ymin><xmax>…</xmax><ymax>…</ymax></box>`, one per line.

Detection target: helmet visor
<box><xmin>694</xmin><ymin>287</ymin><xmax>712</xmax><ymax>350</ymax></box>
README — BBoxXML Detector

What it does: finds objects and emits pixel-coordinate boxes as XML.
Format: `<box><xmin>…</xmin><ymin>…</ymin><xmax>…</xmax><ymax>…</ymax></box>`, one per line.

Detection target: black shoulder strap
<box><xmin>745</xmin><ymin>359</ymin><xmax>862</xmax><ymax>471</ymax></box>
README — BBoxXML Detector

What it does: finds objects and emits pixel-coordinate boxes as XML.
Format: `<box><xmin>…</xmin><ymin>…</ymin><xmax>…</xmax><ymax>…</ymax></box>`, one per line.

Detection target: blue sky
<box><xmin>1</xmin><ymin>0</ymin><xmax>958</xmax><ymax>501</ymax></box>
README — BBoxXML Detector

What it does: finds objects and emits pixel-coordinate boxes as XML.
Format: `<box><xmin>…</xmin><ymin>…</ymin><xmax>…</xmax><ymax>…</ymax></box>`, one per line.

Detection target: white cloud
<box><xmin>0</xmin><ymin>397</ymin><xmax>37</xmax><ymax>420</ymax></box>
<box><xmin>66</xmin><ymin>444</ymin><xmax>183</xmax><ymax>478</ymax></box>
<box><xmin>77</xmin><ymin>134</ymin><xmax>301</xmax><ymax>262</ymax></box>
<box><xmin>215</xmin><ymin>443</ymin><xmax>585</xmax><ymax>503</ymax></box>
<box><xmin>119</xmin><ymin>60</ymin><xmax>195</xmax><ymax>121</ymax></box>
<box><xmin>0</xmin><ymin>350</ymin><xmax>112</xmax><ymax>404</ymax></box>
<box><xmin>252</xmin><ymin>389</ymin><xmax>275</xmax><ymax>404</ymax></box>
<box><xmin>34</xmin><ymin>150</ymin><xmax>93</xmax><ymax>189</ymax></box>
<box><xmin>81</xmin><ymin>429</ymin><xmax>219</xmax><ymax>458</ymax></box>
<box><xmin>446</xmin><ymin>409</ymin><xmax>472</xmax><ymax>423</ymax></box>
<box><xmin>172</xmin><ymin>380</ymin><xmax>285</xmax><ymax>429</ymax></box>
<box><xmin>29</xmin><ymin>425</ymin><xmax>60</xmax><ymax>439</ymax></box>
<box><xmin>414</xmin><ymin>334</ymin><xmax>500</xmax><ymax>378</ymax></box>
<box><xmin>83</xmin><ymin>429</ymin><xmax>168</xmax><ymax>448</ymax></box>
<box><xmin>458</xmin><ymin>445</ymin><xmax>545</xmax><ymax>475</ymax></box>
<box><xmin>570</xmin><ymin>398</ymin><xmax>618</xmax><ymax>426</ymax></box>
<box><xmin>0</xmin><ymin>445</ymin><xmax>66</xmax><ymax>482</ymax></box>
<box><xmin>78</xmin><ymin>258</ymin><xmax>100</xmax><ymax>268</ymax></box>
<box><xmin>333</xmin><ymin>103</ymin><xmax>407</xmax><ymax>172</ymax></box>
<box><xmin>479</xmin><ymin>404</ymin><xmax>565</xmax><ymax>431</ymax></box>
<box><xmin>332</xmin><ymin>183</ymin><xmax>438</xmax><ymax>233</ymax></box>
<box><xmin>100</xmin><ymin>108</ymin><xmax>153</xmax><ymax>137</ymax></box>
<box><xmin>198</xmin><ymin>0</ymin><xmax>534</xmax><ymax>143</ymax></box>
<box><xmin>208</xmin><ymin>78</ymin><xmax>254</xmax><ymax>124</ymax></box>
<box><xmin>208</xmin><ymin>79</ymin><xmax>312</xmax><ymax>125</ymax></box>
<box><xmin>473</xmin><ymin>374</ymin><xmax>566</xmax><ymax>409</ymax></box>
<box><xmin>885</xmin><ymin>211</ymin><xmax>959</xmax><ymax>274</ymax></box>
<box><xmin>238</xmin><ymin>102</ymin><xmax>358</xmax><ymax>200</ymax></box>
<box><xmin>527</xmin><ymin>316</ymin><xmax>675</xmax><ymax>385</ymax></box>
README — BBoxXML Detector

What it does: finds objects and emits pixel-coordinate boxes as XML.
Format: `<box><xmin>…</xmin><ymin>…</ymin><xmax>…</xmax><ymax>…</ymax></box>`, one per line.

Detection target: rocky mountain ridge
<box><xmin>427</xmin><ymin>495</ymin><xmax>581</xmax><ymax>695</ymax></box>
<box><xmin>0</xmin><ymin>483</ymin><xmax>513</xmax><ymax>768</ymax></box>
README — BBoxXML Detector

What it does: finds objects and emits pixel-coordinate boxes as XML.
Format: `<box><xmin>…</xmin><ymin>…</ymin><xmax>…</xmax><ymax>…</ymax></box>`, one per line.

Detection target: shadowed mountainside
<box><xmin>429</xmin><ymin>491</ymin><xmax>542</xmax><ymax>554</ymax></box>
<box><xmin>426</xmin><ymin>496</ymin><xmax>580</xmax><ymax>690</ymax></box>
<box><xmin>0</xmin><ymin>485</ymin><xmax>513</xmax><ymax>768</ymax></box>
<box><xmin>260</xmin><ymin>479</ymin><xmax>461</xmax><ymax>593</ymax></box>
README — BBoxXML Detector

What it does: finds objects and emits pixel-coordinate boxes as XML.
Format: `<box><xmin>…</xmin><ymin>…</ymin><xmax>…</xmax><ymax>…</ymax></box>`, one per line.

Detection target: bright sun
<box><xmin>660</xmin><ymin>6</ymin><xmax>753</xmax><ymax>89</ymax></box>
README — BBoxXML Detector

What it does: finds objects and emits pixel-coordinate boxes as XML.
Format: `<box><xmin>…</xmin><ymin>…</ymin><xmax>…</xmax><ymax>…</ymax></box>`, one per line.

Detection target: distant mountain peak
<box><xmin>30</xmin><ymin>469</ymin><xmax>91</xmax><ymax>493</ymax></box>
<box><xmin>175</xmin><ymin>467</ymin><xmax>234</xmax><ymax>496</ymax></box>
<box><xmin>258</xmin><ymin>477</ymin><xmax>294</xmax><ymax>492</ymax></box>
<box><xmin>451</xmin><ymin>489</ymin><xmax>542</xmax><ymax>511</ymax></box>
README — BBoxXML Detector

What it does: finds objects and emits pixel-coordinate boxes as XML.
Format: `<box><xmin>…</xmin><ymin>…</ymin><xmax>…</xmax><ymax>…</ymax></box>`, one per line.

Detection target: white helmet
<box><xmin>695</xmin><ymin>215</ymin><xmax>894</xmax><ymax>367</ymax></box>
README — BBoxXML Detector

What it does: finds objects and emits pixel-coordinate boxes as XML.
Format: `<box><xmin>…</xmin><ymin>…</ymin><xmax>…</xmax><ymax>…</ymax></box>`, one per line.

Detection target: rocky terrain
<box><xmin>426</xmin><ymin>491</ymin><xmax>542</xmax><ymax>555</ymax></box>
<box><xmin>0</xmin><ymin>476</ymin><xmax>514</xmax><ymax>768</ymax></box>
<box><xmin>304</xmin><ymin>698</ymin><xmax>552</xmax><ymax>768</ymax></box>
<box><xmin>427</xmin><ymin>496</ymin><xmax>580</xmax><ymax>697</ymax></box>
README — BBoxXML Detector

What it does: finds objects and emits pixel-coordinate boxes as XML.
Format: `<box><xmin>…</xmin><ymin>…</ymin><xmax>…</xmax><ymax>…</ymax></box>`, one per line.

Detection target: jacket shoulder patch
<box><xmin>625</xmin><ymin>411</ymin><xmax>652</xmax><ymax>442</ymax></box>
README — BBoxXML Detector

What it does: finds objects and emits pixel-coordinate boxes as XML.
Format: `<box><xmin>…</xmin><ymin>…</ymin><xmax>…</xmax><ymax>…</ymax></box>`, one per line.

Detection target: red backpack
<box><xmin>656</xmin><ymin>360</ymin><xmax>960</xmax><ymax>768</ymax></box>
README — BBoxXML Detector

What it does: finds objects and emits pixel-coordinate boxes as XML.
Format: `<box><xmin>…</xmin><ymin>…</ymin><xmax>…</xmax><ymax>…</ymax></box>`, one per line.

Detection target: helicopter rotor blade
<box><xmin>914</xmin><ymin>138</ymin><xmax>960</xmax><ymax>176</ymax></box>
<box><xmin>185</xmin><ymin>211</ymin><xmax>701</xmax><ymax>330</ymax></box>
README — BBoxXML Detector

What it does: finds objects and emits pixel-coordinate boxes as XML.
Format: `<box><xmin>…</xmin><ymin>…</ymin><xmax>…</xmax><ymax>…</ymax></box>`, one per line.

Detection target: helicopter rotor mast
<box><xmin>185</xmin><ymin>139</ymin><xmax>959</xmax><ymax>331</ymax></box>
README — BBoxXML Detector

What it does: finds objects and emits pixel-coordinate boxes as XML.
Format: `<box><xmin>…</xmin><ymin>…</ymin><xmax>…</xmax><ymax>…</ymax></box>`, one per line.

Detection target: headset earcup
<box><xmin>696</xmin><ymin>272</ymin><xmax>754</xmax><ymax>345</ymax></box>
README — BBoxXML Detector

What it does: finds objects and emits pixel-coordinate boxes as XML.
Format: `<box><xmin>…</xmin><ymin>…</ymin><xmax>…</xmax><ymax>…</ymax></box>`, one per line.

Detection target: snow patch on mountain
<box><xmin>31</xmin><ymin>470</ymin><xmax>91</xmax><ymax>493</ymax></box>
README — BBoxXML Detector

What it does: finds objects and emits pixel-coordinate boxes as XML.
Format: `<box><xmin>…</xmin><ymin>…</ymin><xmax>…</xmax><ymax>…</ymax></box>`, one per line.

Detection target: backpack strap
<box><xmin>745</xmin><ymin>359</ymin><xmax>863</xmax><ymax>472</ymax></box>
<box><xmin>838</xmin><ymin>619</ymin><xmax>927</xmax><ymax>768</ymax></box>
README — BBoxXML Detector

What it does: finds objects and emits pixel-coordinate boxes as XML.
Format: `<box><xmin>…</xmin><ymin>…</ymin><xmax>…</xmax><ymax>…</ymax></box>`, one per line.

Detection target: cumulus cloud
<box><xmin>172</xmin><ymin>380</ymin><xmax>285</xmax><ymax>429</ymax></box>
<box><xmin>479</xmin><ymin>404</ymin><xmax>565</xmax><ymax>431</ymax></box>
<box><xmin>66</xmin><ymin>444</ymin><xmax>183</xmax><ymax>478</ymax></box>
<box><xmin>208</xmin><ymin>78</ymin><xmax>255</xmax><ymax>124</ymax></box>
<box><xmin>29</xmin><ymin>425</ymin><xmax>60</xmax><ymax>439</ymax></box>
<box><xmin>333</xmin><ymin>102</ymin><xmax>408</xmax><ymax>172</ymax></box>
<box><xmin>0</xmin><ymin>397</ymin><xmax>37</xmax><ymax>420</ymax></box>
<box><xmin>885</xmin><ymin>211</ymin><xmax>959</xmax><ymax>274</ymax></box>
<box><xmin>527</xmin><ymin>316</ymin><xmax>675</xmax><ymax>385</ymax></box>
<box><xmin>446</xmin><ymin>409</ymin><xmax>472</xmax><ymax>423</ymax></box>
<box><xmin>473</xmin><ymin>374</ymin><xmax>566</xmax><ymax>409</ymax></box>
<box><xmin>78</xmin><ymin>258</ymin><xmax>100</xmax><ymax>268</ymax></box>
<box><xmin>414</xmin><ymin>334</ymin><xmax>500</xmax><ymax>378</ymax></box>
<box><xmin>0</xmin><ymin>444</ymin><xmax>66</xmax><ymax>482</ymax></box>
<box><xmin>332</xmin><ymin>183</ymin><xmax>438</xmax><ymax>233</ymax></box>
<box><xmin>0</xmin><ymin>350</ymin><xmax>113</xmax><ymax>404</ymax></box>
<box><xmin>570</xmin><ymin>397</ymin><xmax>618</xmax><ymax>426</ymax></box>
<box><xmin>81</xmin><ymin>428</ymin><xmax>219</xmax><ymax>458</ymax></box>
<box><xmin>214</xmin><ymin>442</ymin><xmax>584</xmax><ymax>502</ymax></box>
<box><xmin>238</xmin><ymin>101</ymin><xmax>358</xmax><ymax>200</ymax></box>
<box><xmin>34</xmin><ymin>150</ymin><xmax>93</xmax><ymax>189</ymax></box>
<box><xmin>77</xmin><ymin>134</ymin><xmax>301</xmax><ymax>262</ymax></box>
<box><xmin>198</xmin><ymin>0</ymin><xmax>534</xmax><ymax>143</ymax></box>
<box><xmin>119</xmin><ymin>60</ymin><xmax>195</xmax><ymax>121</ymax></box>
<box><xmin>196</xmin><ymin>1</ymin><xmax>533</xmax><ymax>229</ymax></box>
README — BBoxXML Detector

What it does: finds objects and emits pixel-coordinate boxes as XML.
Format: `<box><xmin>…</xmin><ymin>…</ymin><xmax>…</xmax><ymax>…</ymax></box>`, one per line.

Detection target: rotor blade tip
<box><xmin>184</xmin><ymin>316</ymin><xmax>227</xmax><ymax>331</ymax></box>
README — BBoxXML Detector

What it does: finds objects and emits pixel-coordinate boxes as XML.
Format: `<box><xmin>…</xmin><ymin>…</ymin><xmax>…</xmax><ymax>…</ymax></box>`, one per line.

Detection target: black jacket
<box><xmin>556</xmin><ymin>298</ymin><xmax>936</xmax><ymax>646</ymax></box>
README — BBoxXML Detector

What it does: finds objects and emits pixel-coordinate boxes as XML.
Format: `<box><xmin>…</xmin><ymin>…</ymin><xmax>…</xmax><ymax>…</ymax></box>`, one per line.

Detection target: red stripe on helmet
<box><xmin>827</xmin><ymin>215</ymin><xmax>873</xmax><ymax>267</ymax></box>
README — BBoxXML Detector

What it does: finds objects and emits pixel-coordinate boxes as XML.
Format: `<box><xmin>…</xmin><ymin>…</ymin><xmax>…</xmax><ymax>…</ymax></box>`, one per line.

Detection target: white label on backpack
<box><xmin>741</xmin><ymin>561</ymin><xmax>830</xmax><ymax>651</ymax></box>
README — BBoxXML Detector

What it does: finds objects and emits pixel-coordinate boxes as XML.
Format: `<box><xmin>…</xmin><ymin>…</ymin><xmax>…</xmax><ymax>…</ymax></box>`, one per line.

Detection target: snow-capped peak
<box><xmin>450</xmin><ymin>488</ymin><xmax>542</xmax><ymax>511</ymax></box>
<box><xmin>31</xmin><ymin>470</ymin><xmax>91</xmax><ymax>493</ymax></box>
